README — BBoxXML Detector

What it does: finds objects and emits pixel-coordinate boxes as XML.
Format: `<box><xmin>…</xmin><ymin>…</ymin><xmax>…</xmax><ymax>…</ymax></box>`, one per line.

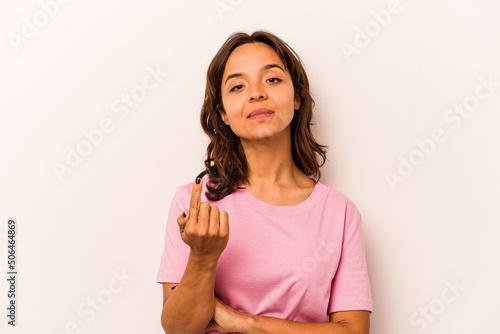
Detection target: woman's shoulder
<box><xmin>316</xmin><ymin>180</ymin><xmax>359</xmax><ymax>210</ymax></box>
<box><xmin>174</xmin><ymin>177</ymin><xmax>359</xmax><ymax>212</ymax></box>
<box><xmin>314</xmin><ymin>182</ymin><xmax>363</xmax><ymax>229</ymax></box>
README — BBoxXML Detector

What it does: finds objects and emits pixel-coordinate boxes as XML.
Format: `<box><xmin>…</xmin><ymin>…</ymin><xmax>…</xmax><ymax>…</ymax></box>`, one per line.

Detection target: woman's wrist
<box><xmin>240</xmin><ymin>312</ymin><xmax>258</xmax><ymax>333</ymax></box>
<box><xmin>187</xmin><ymin>251</ymin><xmax>219</xmax><ymax>272</ymax></box>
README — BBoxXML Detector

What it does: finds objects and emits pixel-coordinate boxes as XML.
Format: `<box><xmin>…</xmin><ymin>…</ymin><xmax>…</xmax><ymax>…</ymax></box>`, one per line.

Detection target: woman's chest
<box><xmin>215</xmin><ymin>211</ymin><xmax>343</xmax><ymax>290</ymax></box>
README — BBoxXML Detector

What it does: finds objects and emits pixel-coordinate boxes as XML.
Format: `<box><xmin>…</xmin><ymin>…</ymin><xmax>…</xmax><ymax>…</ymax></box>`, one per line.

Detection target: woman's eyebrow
<box><xmin>262</xmin><ymin>63</ymin><xmax>285</xmax><ymax>73</ymax></box>
<box><xmin>224</xmin><ymin>63</ymin><xmax>286</xmax><ymax>86</ymax></box>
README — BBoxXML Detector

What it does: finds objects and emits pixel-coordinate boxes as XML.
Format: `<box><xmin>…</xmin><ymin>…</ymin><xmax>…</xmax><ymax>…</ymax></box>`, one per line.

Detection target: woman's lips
<box><xmin>248</xmin><ymin>112</ymin><xmax>273</xmax><ymax>120</ymax></box>
<box><xmin>248</xmin><ymin>108</ymin><xmax>274</xmax><ymax>119</ymax></box>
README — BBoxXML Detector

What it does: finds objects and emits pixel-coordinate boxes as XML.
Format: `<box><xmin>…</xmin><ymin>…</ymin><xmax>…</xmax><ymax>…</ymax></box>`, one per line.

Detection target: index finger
<box><xmin>189</xmin><ymin>177</ymin><xmax>203</xmax><ymax>217</ymax></box>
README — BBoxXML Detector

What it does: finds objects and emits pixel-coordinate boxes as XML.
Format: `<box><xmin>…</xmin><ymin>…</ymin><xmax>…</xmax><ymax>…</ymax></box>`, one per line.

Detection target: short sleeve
<box><xmin>328</xmin><ymin>199</ymin><xmax>373</xmax><ymax>314</ymax></box>
<box><xmin>156</xmin><ymin>186</ymin><xmax>191</xmax><ymax>283</ymax></box>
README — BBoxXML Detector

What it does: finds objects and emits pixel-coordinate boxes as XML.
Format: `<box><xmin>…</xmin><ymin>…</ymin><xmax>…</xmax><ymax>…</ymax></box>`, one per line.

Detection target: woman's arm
<box><xmin>161</xmin><ymin>252</ymin><xmax>218</xmax><ymax>334</ymax></box>
<box><xmin>161</xmin><ymin>179</ymin><xmax>230</xmax><ymax>334</ymax></box>
<box><xmin>246</xmin><ymin>310</ymin><xmax>369</xmax><ymax>334</ymax></box>
<box><xmin>206</xmin><ymin>297</ymin><xmax>369</xmax><ymax>334</ymax></box>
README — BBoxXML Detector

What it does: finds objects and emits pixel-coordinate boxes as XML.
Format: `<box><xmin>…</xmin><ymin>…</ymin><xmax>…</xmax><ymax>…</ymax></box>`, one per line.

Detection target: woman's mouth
<box><xmin>248</xmin><ymin>108</ymin><xmax>274</xmax><ymax>120</ymax></box>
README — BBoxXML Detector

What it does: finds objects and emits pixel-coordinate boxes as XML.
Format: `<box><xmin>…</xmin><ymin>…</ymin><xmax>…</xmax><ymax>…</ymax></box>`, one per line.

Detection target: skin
<box><xmin>220</xmin><ymin>42</ymin><xmax>316</xmax><ymax>205</ymax></box>
<box><xmin>161</xmin><ymin>179</ymin><xmax>229</xmax><ymax>334</ymax></box>
<box><xmin>161</xmin><ymin>42</ymin><xmax>370</xmax><ymax>334</ymax></box>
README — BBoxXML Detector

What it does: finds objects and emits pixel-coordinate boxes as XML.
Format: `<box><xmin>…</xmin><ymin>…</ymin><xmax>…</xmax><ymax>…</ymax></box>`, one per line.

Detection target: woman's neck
<box><xmin>240</xmin><ymin>128</ymin><xmax>303</xmax><ymax>189</ymax></box>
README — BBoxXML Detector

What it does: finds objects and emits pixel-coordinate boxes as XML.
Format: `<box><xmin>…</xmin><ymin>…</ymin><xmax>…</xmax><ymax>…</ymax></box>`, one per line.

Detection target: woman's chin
<box><xmin>237</xmin><ymin>127</ymin><xmax>291</xmax><ymax>143</ymax></box>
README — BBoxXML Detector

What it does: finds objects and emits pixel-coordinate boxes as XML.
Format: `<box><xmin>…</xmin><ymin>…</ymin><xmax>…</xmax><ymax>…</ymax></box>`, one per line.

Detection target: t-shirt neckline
<box><xmin>235</xmin><ymin>177</ymin><xmax>327</xmax><ymax>216</ymax></box>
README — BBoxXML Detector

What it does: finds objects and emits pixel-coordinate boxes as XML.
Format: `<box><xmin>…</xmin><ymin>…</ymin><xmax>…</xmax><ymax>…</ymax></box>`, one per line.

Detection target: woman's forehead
<box><xmin>223</xmin><ymin>43</ymin><xmax>288</xmax><ymax>80</ymax></box>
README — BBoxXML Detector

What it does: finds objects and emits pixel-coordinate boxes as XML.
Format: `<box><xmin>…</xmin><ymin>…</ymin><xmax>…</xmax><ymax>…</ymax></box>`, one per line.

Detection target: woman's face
<box><xmin>219</xmin><ymin>42</ymin><xmax>300</xmax><ymax>144</ymax></box>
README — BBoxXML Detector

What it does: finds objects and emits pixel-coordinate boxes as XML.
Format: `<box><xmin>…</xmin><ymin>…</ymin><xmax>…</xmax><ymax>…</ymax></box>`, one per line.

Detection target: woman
<box><xmin>157</xmin><ymin>31</ymin><xmax>373</xmax><ymax>334</ymax></box>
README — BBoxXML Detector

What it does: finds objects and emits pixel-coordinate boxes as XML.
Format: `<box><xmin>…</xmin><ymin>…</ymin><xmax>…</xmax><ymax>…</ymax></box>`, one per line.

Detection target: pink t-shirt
<box><xmin>157</xmin><ymin>178</ymin><xmax>373</xmax><ymax>330</ymax></box>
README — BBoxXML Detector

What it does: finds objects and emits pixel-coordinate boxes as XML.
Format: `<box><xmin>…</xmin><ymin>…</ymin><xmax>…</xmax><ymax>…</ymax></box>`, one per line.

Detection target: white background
<box><xmin>1</xmin><ymin>0</ymin><xmax>499</xmax><ymax>333</ymax></box>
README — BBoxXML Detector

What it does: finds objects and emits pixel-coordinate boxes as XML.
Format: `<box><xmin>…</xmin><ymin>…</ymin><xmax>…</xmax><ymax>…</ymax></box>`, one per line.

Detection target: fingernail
<box><xmin>196</xmin><ymin>178</ymin><xmax>201</xmax><ymax>184</ymax></box>
<box><xmin>182</xmin><ymin>211</ymin><xmax>186</xmax><ymax>218</ymax></box>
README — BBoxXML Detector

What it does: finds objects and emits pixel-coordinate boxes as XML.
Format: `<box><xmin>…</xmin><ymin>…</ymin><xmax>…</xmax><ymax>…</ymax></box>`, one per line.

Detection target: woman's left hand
<box><xmin>204</xmin><ymin>296</ymin><xmax>250</xmax><ymax>333</ymax></box>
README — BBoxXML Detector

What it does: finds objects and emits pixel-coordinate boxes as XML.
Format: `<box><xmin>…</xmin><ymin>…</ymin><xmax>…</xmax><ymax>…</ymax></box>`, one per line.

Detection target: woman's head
<box><xmin>219</xmin><ymin>42</ymin><xmax>300</xmax><ymax>143</ymax></box>
<box><xmin>198</xmin><ymin>30</ymin><xmax>327</xmax><ymax>200</ymax></box>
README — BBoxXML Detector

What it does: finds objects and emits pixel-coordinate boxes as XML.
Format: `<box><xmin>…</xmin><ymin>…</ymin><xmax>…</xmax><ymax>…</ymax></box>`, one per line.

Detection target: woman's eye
<box><xmin>267</xmin><ymin>77</ymin><xmax>282</xmax><ymax>84</ymax></box>
<box><xmin>230</xmin><ymin>84</ymin><xmax>244</xmax><ymax>92</ymax></box>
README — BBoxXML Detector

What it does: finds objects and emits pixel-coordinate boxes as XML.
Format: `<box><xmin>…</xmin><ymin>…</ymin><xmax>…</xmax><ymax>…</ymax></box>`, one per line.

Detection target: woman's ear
<box><xmin>217</xmin><ymin>105</ymin><xmax>229</xmax><ymax>125</ymax></box>
<box><xmin>294</xmin><ymin>94</ymin><xmax>301</xmax><ymax>111</ymax></box>
<box><xmin>218</xmin><ymin>107</ymin><xmax>229</xmax><ymax>125</ymax></box>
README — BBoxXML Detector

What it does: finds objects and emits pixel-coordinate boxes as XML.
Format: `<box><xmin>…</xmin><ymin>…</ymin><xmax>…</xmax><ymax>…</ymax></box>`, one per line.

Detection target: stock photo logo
<box><xmin>48</xmin><ymin>268</ymin><xmax>134</xmax><ymax>334</ymax></box>
<box><xmin>339</xmin><ymin>0</ymin><xmax>421</xmax><ymax>63</ymax></box>
<box><xmin>399</xmin><ymin>277</ymin><xmax>466</xmax><ymax>334</ymax></box>
<box><xmin>212</xmin><ymin>0</ymin><xmax>243</xmax><ymax>20</ymax></box>
<box><xmin>51</xmin><ymin>64</ymin><xmax>168</xmax><ymax>182</ymax></box>
<box><xmin>7</xmin><ymin>0</ymin><xmax>74</xmax><ymax>54</ymax></box>
<box><xmin>290</xmin><ymin>239</ymin><xmax>337</xmax><ymax>280</ymax></box>
<box><xmin>385</xmin><ymin>74</ymin><xmax>499</xmax><ymax>191</ymax></box>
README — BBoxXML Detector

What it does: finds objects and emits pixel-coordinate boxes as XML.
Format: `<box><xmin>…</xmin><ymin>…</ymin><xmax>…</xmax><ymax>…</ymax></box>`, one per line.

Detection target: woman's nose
<box><xmin>248</xmin><ymin>82</ymin><xmax>267</xmax><ymax>101</ymax></box>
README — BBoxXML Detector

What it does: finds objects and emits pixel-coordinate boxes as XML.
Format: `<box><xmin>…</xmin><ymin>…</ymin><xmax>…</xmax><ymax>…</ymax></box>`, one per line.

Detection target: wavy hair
<box><xmin>196</xmin><ymin>30</ymin><xmax>327</xmax><ymax>201</ymax></box>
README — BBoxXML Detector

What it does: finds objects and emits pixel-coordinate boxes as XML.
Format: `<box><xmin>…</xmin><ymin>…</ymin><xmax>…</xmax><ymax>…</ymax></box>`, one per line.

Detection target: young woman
<box><xmin>157</xmin><ymin>31</ymin><xmax>373</xmax><ymax>334</ymax></box>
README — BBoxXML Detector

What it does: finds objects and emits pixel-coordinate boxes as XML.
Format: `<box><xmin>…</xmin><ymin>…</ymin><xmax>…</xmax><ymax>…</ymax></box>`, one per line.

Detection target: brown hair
<box><xmin>196</xmin><ymin>30</ymin><xmax>327</xmax><ymax>201</ymax></box>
